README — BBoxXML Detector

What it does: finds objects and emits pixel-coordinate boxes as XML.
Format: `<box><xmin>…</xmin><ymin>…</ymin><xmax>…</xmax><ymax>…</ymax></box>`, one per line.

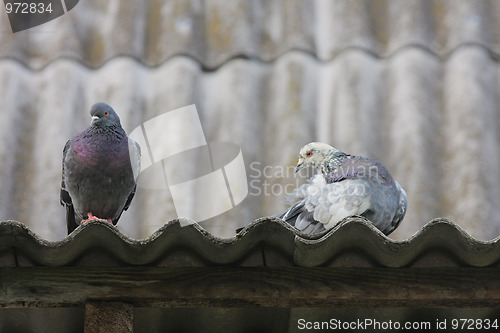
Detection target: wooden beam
<box><xmin>0</xmin><ymin>267</ymin><xmax>499</xmax><ymax>308</ymax></box>
<box><xmin>84</xmin><ymin>302</ymin><xmax>133</xmax><ymax>333</ymax></box>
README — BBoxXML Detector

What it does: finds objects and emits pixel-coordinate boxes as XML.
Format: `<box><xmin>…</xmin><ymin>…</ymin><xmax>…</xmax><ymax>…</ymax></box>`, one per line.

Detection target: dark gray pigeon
<box><xmin>60</xmin><ymin>103</ymin><xmax>140</xmax><ymax>234</ymax></box>
<box><xmin>278</xmin><ymin>142</ymin><xmax>407</xmax><ymax>235</ymax></box>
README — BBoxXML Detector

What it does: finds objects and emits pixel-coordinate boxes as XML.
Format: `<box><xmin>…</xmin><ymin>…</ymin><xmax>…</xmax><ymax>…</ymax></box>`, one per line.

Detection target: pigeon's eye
<box><xmin>104</xmin><ymin>111</ymin><xmax>109</xmax><ymax>116</ymax></box>
<box><xmin>306</xmin><ymin>151</ymin><xmax>313</xmax><ymax>157</ymax></box>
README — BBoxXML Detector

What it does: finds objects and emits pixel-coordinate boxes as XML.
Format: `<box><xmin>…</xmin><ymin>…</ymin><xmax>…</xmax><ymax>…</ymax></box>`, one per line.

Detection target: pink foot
<box><xmin>81</xmin><ymin>213</ymin><xmax>113</xmax><ymax>224</ymax></box>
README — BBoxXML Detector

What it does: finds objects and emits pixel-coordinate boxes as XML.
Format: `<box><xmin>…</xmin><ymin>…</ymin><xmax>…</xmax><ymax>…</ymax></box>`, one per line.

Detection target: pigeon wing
<box><xmin>123</xmin><ymin>138</ymin><xmax>141</xmax><ymax>212</ymax></box>
<box><xmin>60</xmin><ymin>140</ymin><xmax>79</xmax><ymax>234</ymax></box>
<box><xmin>281</xmin><ymin>174</ymin><xmax>371</xmax><ymax>231</ymax></box>
<box><xmin>310</xmin><ymin>177</ymin><xmax>372</xmax><ymax>229</ymax></box>
<box><xmin>110</xmin><ymin>138</ymin><xmax>141</xmax><ymax>225</ymax></box>
<box><xmin>380</xmin><ymin>181</ymin><xmax>407</xmax><ymax>235</ymax></box>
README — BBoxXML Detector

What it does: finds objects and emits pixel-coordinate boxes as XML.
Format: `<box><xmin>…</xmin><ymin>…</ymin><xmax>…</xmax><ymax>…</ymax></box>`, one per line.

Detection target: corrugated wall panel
<box><xmin>1</xmin><ymin>0</ymin><xmax>500</xmax><ymax>241</ymax></box>
<box><xmin>441</xmin><ymin>48</ymin><xmax>500</xmax><ymax>237</ymax></box>
<box><xmin>2</xmin><ymin>0</ymin><xmax>500</xmax><ymax>68</ymax></box>
<box><xmin>383</xmin><ymin>49</ymin><xmax>443</xmax><ymax>239</ymax></box>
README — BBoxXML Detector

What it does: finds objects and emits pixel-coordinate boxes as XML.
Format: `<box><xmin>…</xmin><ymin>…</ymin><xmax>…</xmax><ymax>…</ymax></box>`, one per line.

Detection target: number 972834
<box><xmin>5</xmin><ymin>2</ymin><xmax>53</xmax><ymax>14</ymax></box>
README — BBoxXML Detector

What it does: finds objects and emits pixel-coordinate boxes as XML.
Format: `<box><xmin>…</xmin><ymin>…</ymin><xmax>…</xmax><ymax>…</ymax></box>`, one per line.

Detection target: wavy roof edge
<box><xmin>2</xmin><ymin>43</ymin><xmax>500</xmax><ymax>71</ymax></box>
<box><xmin>0</xmin><ymin>217</ymin><xmax>499</xmax><ymax>268</ymax></box>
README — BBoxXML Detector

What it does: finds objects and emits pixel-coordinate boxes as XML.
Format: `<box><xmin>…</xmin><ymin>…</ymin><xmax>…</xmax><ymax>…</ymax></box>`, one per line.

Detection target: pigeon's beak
<box><xmin>91</xmin><ymin>115</ymin><xmax>99</xmax><ymax>125</ymax></box>
<box><xmin>294</xmin><ymin>160</ymin><xmax>303</xmax><ymax>174</ymax></box>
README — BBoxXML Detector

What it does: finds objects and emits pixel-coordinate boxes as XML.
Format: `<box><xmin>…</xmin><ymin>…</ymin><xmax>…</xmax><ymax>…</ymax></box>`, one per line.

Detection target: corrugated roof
<box><xmin>1</xmin><ymin>0</ymin><xmax>500</xmax><ymax>243</ymax></box>
<box><xmin>1</xmin><ymin>217</ymin><xmax>499</xmax><ymax>268</ymax></box>
<box><xmin>2</xmin><ymin>0</ymin><xmax>500</xmax><ymax>69</ymax></box>
<box><xmin>1</xmin><ymin>218</ymin><xmax>499</xmax><ymax>332</ymax></box>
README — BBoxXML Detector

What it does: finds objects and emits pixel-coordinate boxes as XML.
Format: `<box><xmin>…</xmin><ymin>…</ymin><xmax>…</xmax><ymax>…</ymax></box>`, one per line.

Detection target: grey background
<box><xmin>0</xmin><ymin>0</ymin><xmax>499</xmax><ymax>241</ymax></box>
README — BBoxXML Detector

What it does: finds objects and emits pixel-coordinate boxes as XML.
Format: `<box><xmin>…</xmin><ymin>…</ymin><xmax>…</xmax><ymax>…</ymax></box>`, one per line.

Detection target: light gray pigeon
<box><xmin>60</xmin><ymin>103</ymin><xmax>140</xmax><ymax>234</ymax></box>
<box><xmin>278</xmin><ymin>142</ymin><xmax>407</xmax><ymax>235</ymax></box>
